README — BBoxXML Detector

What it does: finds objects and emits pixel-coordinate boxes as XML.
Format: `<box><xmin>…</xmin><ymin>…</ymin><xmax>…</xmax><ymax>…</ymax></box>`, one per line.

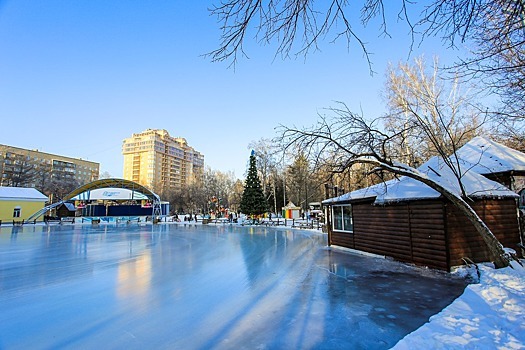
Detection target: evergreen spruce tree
<box><xmin>240</xmin><ymin>151</ymin><xmax>269</xmax><ymax>216</ymax></box>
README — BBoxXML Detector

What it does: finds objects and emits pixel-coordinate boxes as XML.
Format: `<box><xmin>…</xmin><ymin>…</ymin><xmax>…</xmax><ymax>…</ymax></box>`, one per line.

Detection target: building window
<box><xmin>13</xmin><ymin>207</ymin><xmax>21</xmax><ymax>218</ymax></box>
<box><xmin>332</xmin><ymin>204</ymin><xmax>353</xmax><ymax>232</ymax></box>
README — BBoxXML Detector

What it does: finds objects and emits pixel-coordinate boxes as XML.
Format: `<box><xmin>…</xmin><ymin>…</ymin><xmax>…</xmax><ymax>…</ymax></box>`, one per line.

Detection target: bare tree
<box><xmin>249</xmin><ymin>138</ymin><xmax>283</xmax><ymax>213</ymax></box>
<box><xmin>229</xmin><ymin>179</ymin><xmax>245</xmax><ymax>212</ymax></box>
<box><xmin>383</xmin><ymin>56</ymin><xmax>483</xmax><ymax>167</ymax></box>
<box><xmin>34</xmin><ymin>162</ymin><xmax>53</xmax><ymax>195</ymax></box>
<box><xmin>172</xmin><ymin>182</ymin><xmax>209</xmax><ymax>215</ymax></box>
<box><xmin>279</xmin><ymin>102</ymin><xmax>510</xmax><ymax>268</ymax></box>
<box><xmin>1</xmin><ymin>152</ymin><xmax>37</xmax><ymax>187</ymax></box>
<box><xmin>417</xmin><ymin>1</ymin><xmax>525</xmax><ymax>147</ymax></box>
<box><xmin>209</xmin><ymin>0</ymin><xmax>525</xmax><ymax>135</ymax></box>
<box><xmin>201</xmin><ymin>167</ymin><xmax>237</xmax><ymax>215</ymax></box>
<box><xmin>209</xmin><ymin>1</ymin><xmax>523</xmax><ymax>67</ymax></box>
<box><xmin>98</xmin><ymin>171</ymin><xmax>113</xmax><ymax>179</ymax></box>
<box><xmin>286</xmin><ymin>152</ymin><xmax>310</xmax><ymax>210</ymax></box>
<box><xmin>419</xmin><ymin>1</ymin><xmax>525</xmax><ymax>112</ymax></box>
<box><xmin>208</xmin><ymin>0</ymin><xmax>410</xmax><ymax>68</ymax></box>
<box><xmin>48</xmin><ymin>177</ymin><xmax>79</xmax><ymax>202</ymax></box>
<box><xmin>162</xmin><ymin>170</ymin><xmax>232</xmax><ymax>216</ymax></box>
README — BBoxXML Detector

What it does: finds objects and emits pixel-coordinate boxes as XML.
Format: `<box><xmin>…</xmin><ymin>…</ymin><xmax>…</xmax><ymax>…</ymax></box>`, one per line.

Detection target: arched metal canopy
<box><xmin>27</xmin><ymin>178</ymin><xmax>162</xmax><ymax>221</ymax></box>
<box><xmin>63</xmin><ymin>178</ymin><xmax>159</xmax><ymax>202</ymax></box>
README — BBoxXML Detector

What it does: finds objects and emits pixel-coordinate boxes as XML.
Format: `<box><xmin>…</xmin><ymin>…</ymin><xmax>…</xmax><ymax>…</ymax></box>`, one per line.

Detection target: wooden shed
<box><xmin>56</xmin><ymin>202</ymin><xmax>76</xmax><ymax>218</ymax></box>
<box><xmin>323</xmin><ymin>137</ymin><xmax>524</xmax><ymax>271</ymax></box>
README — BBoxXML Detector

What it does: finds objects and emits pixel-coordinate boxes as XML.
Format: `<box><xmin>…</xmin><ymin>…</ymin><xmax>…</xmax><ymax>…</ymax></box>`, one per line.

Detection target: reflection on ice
<box><xmin>0</xmin><ymin>224</ymin><xmax>467</xmax><ymax>349</ymax></box>
<box><xmin>117</xmin><ymin>253</ymin><xmax>152</xmax><ymax>299</ymax></box>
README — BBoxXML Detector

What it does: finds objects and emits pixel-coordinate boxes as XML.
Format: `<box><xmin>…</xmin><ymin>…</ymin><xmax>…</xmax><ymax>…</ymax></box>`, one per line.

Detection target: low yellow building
<box><xmin>0</xmin><ymin>186</ymin><xmax>48</xmax><ymax>223</ymax></box>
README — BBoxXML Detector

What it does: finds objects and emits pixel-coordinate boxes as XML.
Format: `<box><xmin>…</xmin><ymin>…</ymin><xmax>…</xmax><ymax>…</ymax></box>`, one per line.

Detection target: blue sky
<box><xmin>0</xmin><ymin>1</ymin><xmax>462</xmax><ymax>179</ymax></box>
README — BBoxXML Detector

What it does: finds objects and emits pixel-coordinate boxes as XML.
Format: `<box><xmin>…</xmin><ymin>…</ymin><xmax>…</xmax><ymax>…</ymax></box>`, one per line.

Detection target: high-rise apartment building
<box><xmin>0</xmin><ymin>144</ymin><xmax>100</xmax><ymax>189</ymax></box>
<box><xmin>122</xmin><ymin>129</ymin><xmax>204</xmax><ymax>193</ymax></box>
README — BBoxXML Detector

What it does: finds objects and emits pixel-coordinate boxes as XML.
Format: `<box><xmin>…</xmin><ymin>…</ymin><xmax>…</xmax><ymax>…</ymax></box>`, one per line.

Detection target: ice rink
<box><xmin>0</xmin><ymin>224</ymin><xmax>467</xmax><ymax>349</ymax></box>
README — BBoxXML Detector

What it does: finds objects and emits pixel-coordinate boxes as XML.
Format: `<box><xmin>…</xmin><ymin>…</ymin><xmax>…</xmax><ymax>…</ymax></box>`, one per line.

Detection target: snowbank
<box><xmin>393</xmin><ymin>261</ymin><xmax>525</xmax><ymax>349</ymax></box>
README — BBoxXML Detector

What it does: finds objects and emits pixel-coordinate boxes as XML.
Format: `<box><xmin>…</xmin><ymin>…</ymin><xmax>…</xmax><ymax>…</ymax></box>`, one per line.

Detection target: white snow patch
<box><xmin>393</xmin><ymin>262</ymin><xmax>525</xmax><ymax>349</ymax></box>
<box><xmin>323</xmin><ymin>137</ymin><xmax>519</xmax><ymax>205</ymax></box>
<box><xmin>457</xmin><ymin>136</ymin><xmax>525</xmax><ymax>175</ymax></box>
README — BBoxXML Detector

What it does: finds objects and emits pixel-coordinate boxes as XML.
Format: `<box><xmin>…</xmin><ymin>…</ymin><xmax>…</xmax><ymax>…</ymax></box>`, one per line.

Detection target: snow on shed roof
<box><xmin>59</xmin><ymin>202</ymin><xmax>76</xmax><ymax>211</ymax></box>
<box><xmin>322</xmin><ymin>180</ymin><xmax>396</xmax><ymax>204</ymax></box>
<box><xmin>456</xmin><ymin>136</ymin><xmax>525</xmax><ymax>175</ymax></box>
<box><xmin>0</xmin><ymin>186</ymin><xmax>48</xmax><ymax>201</ymax></box>
<box><xmin>323</xmin><ymin>138</ymin><xmax>519</xmax><ymax>205</ymax></box>
<box><xmin>377</xmin><ymin>156</ymin><xmax>517</xmax><ymax>203</ymax></box>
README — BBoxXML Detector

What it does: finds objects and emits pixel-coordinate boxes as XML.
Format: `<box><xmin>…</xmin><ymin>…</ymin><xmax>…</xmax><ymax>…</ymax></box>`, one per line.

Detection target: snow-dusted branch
<box><xmin>277</xmin><ymin>99</ymin><xmax>510</xmax><ymax>268</ymax></box>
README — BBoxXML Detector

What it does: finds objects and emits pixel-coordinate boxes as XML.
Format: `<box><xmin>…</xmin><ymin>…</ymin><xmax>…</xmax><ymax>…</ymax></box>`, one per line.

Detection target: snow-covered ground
<box><xmin>394</xmin><ymin>261</ymin><xmax>525</xmax><ymax>349</ymax></box>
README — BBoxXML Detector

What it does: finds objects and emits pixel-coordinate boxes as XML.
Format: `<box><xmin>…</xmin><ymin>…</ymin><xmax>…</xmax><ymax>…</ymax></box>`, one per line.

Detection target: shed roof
<box><xmin>0</xmin><ymin>186</ymin><xmax>48</xmax><ymax>201</ymax></box>
<box><xmin>455</xmin><ymin>136</ymin><xmax>525</xmax><ymax>175</ymax></box>
<box><xmin>323</xmin><ymin>137</ymin><xmax>520</xmax><ymax>205</ymax></box>
<box><xmin>283</xmin><ymin>201</ymin><xmax>301</xmax><ymax>209</ymax></box>
<box><xmin>58</xmin><ymin>202</ymin><xmax>76</xmax><ymax>211</ymax></box>
<box><xmin>379</xmin><ymin>156</ymin><xmax>516</xmax><ymax>203</ymax></box>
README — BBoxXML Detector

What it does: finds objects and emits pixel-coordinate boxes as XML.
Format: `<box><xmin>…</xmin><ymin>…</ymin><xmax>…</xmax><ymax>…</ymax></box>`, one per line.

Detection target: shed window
<box><xmin>13</xmin><ymin>207</ymin><xmax>21</xmax><ymax>218</ymax></box>
<box><xmin>332</xmin><ymin>204</ymin><xmax>353</xmax><ymax>232</ymax></box>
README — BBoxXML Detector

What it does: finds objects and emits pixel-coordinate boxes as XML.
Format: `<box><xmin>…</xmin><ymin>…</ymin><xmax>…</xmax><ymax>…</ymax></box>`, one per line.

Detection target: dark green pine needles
<box><xmin>240</xmin><ymin>151</ymin><xmax>269</xmax><ymax>216</ymax></box>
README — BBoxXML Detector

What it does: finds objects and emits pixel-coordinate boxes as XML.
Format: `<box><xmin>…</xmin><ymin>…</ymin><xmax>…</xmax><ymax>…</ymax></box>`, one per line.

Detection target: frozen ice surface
<box><xmin>0</xmin><ymin>224</ymin><xmax>467</xmax><ymax>349</ymax></box>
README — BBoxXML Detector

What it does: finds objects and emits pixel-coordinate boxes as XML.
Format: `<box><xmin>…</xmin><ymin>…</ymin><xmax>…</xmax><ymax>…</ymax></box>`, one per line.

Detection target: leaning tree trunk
<box><xmin>355</xmin><ymin>158</ymin><xmax>511</xmax><ymax>268</ymax></box>
<box><xmin>438</xmin><ymin>190</ymin><xmax>510</xmax><ymax>268</ymax></box>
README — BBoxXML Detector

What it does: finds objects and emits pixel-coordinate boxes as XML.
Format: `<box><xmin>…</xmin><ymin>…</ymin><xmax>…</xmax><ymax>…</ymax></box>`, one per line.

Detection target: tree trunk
<box><xmin>272</xmin><ymin>179</ymin><xmax>277</xmax><ymax>214</ymax></box>
<box><xmin>440</xmin><ymin>190</ymin><xmax>510</xmax><ymax>268</ymax></box>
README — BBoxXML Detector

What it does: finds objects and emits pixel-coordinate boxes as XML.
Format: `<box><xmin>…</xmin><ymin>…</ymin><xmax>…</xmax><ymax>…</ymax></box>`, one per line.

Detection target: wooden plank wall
<box><xmin>329</xmin><ymin>198</ymin><xmax>520</xmax><ymax>270</ymax></box>
<box><xmin>409</xmin><ymin>202</ymin><xmax>448</xmax><ymax>270</ymax></box>
<box><xmin>331</xmin><ymin>201</ymin><xmax>449</xmax><ymax>270</ymax></box>
<box><xmin>330</xmin><ymin>231</ymin><xmax>354</xmax><ymax>249</ymax></box>
<box><xmin>353</xmin><ymin>204</ymin><xmax>411</xmax><ymax>262</ymax></box>
<box><xmin>446</xmin><ymin>198</ymin><xmax>520</xmax><ymax>267</ymax></box>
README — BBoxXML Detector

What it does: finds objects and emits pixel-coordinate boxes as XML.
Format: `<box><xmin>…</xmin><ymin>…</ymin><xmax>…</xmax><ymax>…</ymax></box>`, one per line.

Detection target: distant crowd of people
<box><xmin>176</xmin><ymin>211</ymin><xmax>239</xmax><ymax>223</ymax></box>
<box><xmin>182</xmin><ymin>214</ymin><xmax>197</xmax><ymax>222</ymax></box>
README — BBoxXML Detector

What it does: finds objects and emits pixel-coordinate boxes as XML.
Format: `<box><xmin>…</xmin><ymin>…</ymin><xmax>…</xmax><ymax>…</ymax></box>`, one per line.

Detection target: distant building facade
<box><xmin>122</xmin><ymin>129</ymin><xmax>204</xmax><ymax>193</ymax></box>
<box><xmin>0</xmin><ymin>144</ymin><xmax>99</xmax><ymax>191</ymax></box>
<box><xmin>0</xmin><ymin>186</ymin><xmax>48</xmax><ymax>222</ymax></box>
